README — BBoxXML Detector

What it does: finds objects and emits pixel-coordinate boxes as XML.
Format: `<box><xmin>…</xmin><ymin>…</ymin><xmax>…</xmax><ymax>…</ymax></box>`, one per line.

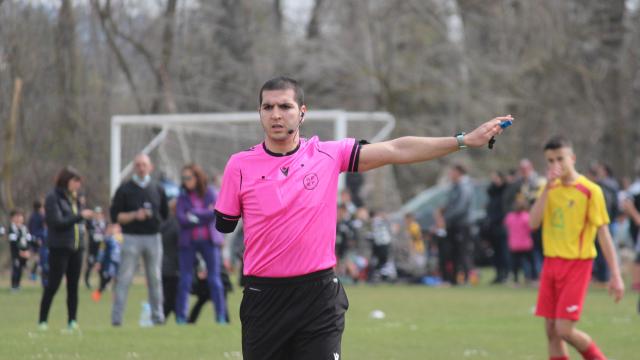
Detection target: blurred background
<box><xmin>1</xmin><ymin>0</ymin><xmax>639</xmax><ymax>210</ymax></box>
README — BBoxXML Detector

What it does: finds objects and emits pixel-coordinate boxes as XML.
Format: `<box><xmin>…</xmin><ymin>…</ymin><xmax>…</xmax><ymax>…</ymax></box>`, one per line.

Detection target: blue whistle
<box><xmin>489</xmin><ymin>119</ymin><xmax>513</xmax><ymax>149</ymax></box>
<box><xmin>500</xmin><ymin>120</ymin><xmax>513</xmax><ymax>129</ymax></box>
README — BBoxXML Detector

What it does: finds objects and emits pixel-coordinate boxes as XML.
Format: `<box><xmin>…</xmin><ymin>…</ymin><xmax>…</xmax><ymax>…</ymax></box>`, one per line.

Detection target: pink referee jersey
<box><xmin>215</xmin><ymin>136</ymin><xmax>362</xmax><ymax>277</ymax></box>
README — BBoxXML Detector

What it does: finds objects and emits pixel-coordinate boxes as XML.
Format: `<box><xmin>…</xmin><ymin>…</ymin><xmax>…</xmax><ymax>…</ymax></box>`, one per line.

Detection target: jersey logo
<box><xmin>303</xmin><ymin>173</ymin><xmax>319</xmax><ymax>190</ymax></box>
<box><xmin>566</xmin><ymin>305</ymin><xmax>579</xmax><ymax>313</ymax></box>
<box><xmin>551</xmin><ymin>208</ymin><xmax>565</xmax><ymax>229</ymax></box>
<box><xmin>280</xmin><ymin>167</ymin><xmax>289</xmax><ymax>176</ymax></box>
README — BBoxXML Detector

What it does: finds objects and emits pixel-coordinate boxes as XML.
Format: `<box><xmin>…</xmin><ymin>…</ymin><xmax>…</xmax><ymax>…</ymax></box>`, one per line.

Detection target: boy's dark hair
<box><xmin>10</xmin><ymin>208</ymin><xmax>24</xmax><ymax>218</ymax></box>
<box><xmin>258</xmin><ymin>76</ymin><xmax>304</xmax><ymax>107</ymax></box>
<box><xmin>544</xmin><ymin>135</ymin><xmax>573</xmax><ymax>151</ymax></box>
<box><xmin>54</xmin><ymin>166</ymin><xmax>82</xmax><ymax>189</ymax></box>
<box><xmin>33</xmin><ymin>200</ymin><xmax>42</xmax><ymax>211</ymax></box>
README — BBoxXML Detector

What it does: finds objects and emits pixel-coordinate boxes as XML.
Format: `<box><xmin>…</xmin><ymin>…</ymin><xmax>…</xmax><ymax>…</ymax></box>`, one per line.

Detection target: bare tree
<box><xmin>307</xmin><ymin>0</ymin><xmax>325</xmax><ymax>39</ymax></box>
<box><xmin>91</xmin><ymin>0</ymin><xmax>179</xmax><ymax>114</ymax></box>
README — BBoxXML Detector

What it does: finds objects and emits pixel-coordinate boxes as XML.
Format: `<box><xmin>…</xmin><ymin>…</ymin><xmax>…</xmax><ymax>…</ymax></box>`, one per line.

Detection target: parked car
<box><xmin>391</xmin><ymin>179</ymin><xmax>494</xmax><ymax>266</ymax></box>
<box><xmin>394</xmin><ymin>180</ymin><xmax>488</xmax><ymax>230</ymax></box>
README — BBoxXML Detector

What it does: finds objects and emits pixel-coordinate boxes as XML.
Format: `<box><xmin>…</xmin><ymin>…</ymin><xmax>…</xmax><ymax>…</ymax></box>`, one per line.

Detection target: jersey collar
<box><xmin>262</xmin><ymin>141</ymin><xmax>301</xmax><ymax>157</ymax></box>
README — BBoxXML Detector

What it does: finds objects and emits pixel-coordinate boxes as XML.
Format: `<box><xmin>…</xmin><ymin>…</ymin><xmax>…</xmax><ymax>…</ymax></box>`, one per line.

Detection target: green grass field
<box><xmin>1</xmin><ymin>274</ymin><xmax>638</xmax><ymax>359</ymax></box>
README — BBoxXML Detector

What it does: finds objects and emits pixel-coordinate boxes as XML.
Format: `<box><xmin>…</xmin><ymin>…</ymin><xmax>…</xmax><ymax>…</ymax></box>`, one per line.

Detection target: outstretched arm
<box><xmin>358</xmin><ymin>116</ymin><xmax>512</xmax><ymax>172</ymax></box>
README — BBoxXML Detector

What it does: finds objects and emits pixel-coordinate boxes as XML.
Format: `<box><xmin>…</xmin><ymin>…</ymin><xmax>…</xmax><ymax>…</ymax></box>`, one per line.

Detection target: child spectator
<box><xmin>188</xmin><ymin>254</ymin><xmax>232</xmax><ymax>324</ymax></box>
<box><xmin>28</xmin><ymin>200</ymin><xmax>46</xmax><ymax>282</ymax></box>
<box><xmin>8</xmin><ymin>209</ymin><xmax>33</xmax><ymax>291</ymax></box>
<box><xmin>91</xmin><ymin>223</ymin><xmax>123</xmax><ymax>302</ymax></box>
<box><xmin>85</xmin><ymin>206</ymin><xmax>107</xmax><ymax>289</ymax></box>
<box><xmin>504</xmin><ymin>196</ymin><xmax>536</xmax><ymax>284</ymax></box>
<box><xmin>405</xmin><ymin>213</ymin><xmax>426</xmax><ymax>272</ymax></box>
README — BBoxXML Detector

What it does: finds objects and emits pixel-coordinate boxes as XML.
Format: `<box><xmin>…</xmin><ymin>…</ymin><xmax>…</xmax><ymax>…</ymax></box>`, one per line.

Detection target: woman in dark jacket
<box><xmin>175</xmin><ymin>163</ymin><xmax>227</xmax><ymax>324</ymax></box>
<box><xmin>38</xmin><ymin>167</ymin><xmax>94</xmax><ymax>330</ymax></box>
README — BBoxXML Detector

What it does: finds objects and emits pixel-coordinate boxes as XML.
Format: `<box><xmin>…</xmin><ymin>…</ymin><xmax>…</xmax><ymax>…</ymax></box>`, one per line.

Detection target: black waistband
<box><xmin>244</xmin><ymin>268</ymin><xmax>334</xmax><ymax>286</ymax></box>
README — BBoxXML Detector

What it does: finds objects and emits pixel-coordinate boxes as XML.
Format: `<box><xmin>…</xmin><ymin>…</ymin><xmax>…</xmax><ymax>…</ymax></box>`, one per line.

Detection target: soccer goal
<box><xmin>110</xmin><ymin>111</ymin><xmax>396</xmax><ymax>196</ymax></box>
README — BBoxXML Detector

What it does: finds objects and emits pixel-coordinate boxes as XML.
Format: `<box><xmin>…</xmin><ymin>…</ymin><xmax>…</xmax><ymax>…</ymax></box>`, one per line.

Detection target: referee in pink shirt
<box><xmin>215</xmin><ymin>76</ymin><xmax>512</xmax><ymax>360</ymax></box>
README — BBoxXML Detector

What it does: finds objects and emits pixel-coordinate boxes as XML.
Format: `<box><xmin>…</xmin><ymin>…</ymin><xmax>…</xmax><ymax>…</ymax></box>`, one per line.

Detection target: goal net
<box><xmin>110</xmin><ymin>111</ymin><xmax>396</xmax><ymax>197</ymax></box>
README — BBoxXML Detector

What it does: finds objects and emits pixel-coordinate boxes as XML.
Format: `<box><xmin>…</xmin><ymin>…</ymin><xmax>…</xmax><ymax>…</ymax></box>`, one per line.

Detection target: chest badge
<box><xmin>280</xmin><ymin>167</ymin><xmax>289</xmax><ymax>176</ymax></box>
<box><xmin>303</xmin><ymin>173</ymin><xmax>319</xmax><ymax>190</ymax></box>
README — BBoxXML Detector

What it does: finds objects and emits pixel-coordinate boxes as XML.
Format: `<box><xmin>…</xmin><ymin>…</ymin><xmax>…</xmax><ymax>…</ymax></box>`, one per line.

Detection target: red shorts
<box><xmin>535</xmin><ymin>257</ymin><xmax>593</xmax><ymax>321</ymax></box>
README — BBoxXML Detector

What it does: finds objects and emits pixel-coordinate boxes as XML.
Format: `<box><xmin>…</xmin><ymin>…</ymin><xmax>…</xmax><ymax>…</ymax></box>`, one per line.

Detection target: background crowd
<box><xmin>2</xmin><ymin>154</ymin><xmax>640</xmax><ymax>329</ymax></box>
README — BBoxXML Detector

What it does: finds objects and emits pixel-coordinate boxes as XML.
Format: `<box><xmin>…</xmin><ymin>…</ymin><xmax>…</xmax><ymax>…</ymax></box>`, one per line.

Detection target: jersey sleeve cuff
<box><xmin>348</xmin><ymin>139</ymin><xmax>369</xmax><ymax>172</ymax></box>
<box><xmin>214</xmin><ymin>210</ymin><xmax>240</xmax><ymax>233</ymax></box>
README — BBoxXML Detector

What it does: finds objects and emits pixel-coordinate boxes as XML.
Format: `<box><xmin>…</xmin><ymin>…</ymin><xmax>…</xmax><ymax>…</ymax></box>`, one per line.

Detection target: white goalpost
<box><xmin>110</xmin><ymin>110</ymin><xmax>396</xmax><ymax>196</ymax></box>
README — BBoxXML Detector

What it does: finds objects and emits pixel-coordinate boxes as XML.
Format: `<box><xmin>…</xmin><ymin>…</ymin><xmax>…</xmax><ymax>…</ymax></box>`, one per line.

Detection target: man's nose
<box><xmin>271</xmin><ymin>108</ymin><xmax>283</xmax><ymax>119</ymax></box>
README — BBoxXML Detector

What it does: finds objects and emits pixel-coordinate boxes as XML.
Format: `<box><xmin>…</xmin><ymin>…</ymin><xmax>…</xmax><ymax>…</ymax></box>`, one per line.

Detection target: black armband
<box><xmin>214</xmin><ymin>210</ymin><xmax>240</xmax><ymax>233</ymax></box>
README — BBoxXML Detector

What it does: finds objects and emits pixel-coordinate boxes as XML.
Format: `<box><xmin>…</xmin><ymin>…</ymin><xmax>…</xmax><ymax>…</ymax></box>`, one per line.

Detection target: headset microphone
<box><xmin>287</xmin><ymin>112</ymin><xmax>305</xmax><ymax>135</ymax></box>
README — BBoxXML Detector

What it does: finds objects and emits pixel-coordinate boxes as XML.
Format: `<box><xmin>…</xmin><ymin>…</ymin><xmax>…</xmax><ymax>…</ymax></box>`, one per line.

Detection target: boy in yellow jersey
<box><xmin>529</xmin><ymin>136</ymin><xmax>624</xmax><ymax>360</ymax></box>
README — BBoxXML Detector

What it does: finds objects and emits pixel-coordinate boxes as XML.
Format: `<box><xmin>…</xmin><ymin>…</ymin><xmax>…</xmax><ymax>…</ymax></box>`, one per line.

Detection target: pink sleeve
<box><xmin>215</xmin><ymin>158</ymin><xmax>242</xmax><ymax>217</ymax></box>
<box><xmin>336</xmin><ymin>138</ymin><xmax>360</xmax><ymax>173</ymax></box>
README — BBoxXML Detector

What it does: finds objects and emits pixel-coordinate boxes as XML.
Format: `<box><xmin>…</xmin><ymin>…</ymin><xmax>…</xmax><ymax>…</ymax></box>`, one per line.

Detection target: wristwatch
<box><xmin>455</xmin><ymin>132</ymin><xmax>467</xmax><ymax>149</ymax></box>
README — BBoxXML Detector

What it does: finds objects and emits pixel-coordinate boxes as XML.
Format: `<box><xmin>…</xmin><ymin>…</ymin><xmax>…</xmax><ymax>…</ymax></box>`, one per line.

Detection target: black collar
<box><xmin>262</xmin><ymin>141</ymin><xmax>301</xmax><ymax>157</ymax></box>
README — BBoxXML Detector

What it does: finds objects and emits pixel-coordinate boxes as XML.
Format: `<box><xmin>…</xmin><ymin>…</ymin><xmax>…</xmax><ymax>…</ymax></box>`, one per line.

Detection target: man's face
<box><xmin>544</xmin><ymin>147</ymin><xmax>576</xmax><ymax>179</ymax></box>
<box><xmin>519</xmin><ymin>160</ymin><xmax>533</xmax><ymax>178</ymax></box>
<box><xmin>134</xmin><ymin>155</ymin><xmax>153</xmax><ymax>177</ymax></box>
<box><xmin>259</xmin><ymin>89</ymin><xmax>306</xmax><ymax>143</ymax></box>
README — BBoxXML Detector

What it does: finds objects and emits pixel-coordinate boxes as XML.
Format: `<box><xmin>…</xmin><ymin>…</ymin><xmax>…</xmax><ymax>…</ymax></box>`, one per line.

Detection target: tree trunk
<box><xmin>307</xmin><ymin>0</ymin><xmax>325</xmax><ymax>39</ymax></box>
<box><xmin>56</xmin><ymin>0</ymin><xmax>79</xmax><ymax>130</ymax></box>
<box><xmin>1</xmin><ymin>78</ymin><xmax>23</xmax><ymax>210</ymax></box>
<box><xmin>158</xmin><ymin>0</ymin><xmax>178</xmax><ymax>113</ymax></box>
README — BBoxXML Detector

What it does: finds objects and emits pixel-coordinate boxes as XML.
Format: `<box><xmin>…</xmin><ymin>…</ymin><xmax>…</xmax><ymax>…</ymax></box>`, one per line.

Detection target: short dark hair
<box><xmin>33</xmin><ymin>200</ymin><xmax>42</xmax><ymax>211</ymax></box>
<box><xmin>10</xmin><ymin>208</ymin><xmax>24</xmax><ymax>218</ymax></box>
<box><xmin>54</xmin><ymin>166</ymin><xmax>82</xmax><ymax>189</ymax></box>
<box><xmin>544</xmin><ymin>135</ymin><xmax>573</xmax><ymax>151</ymax></box>
<box><xmin>258</xmin><ymin>76</ymin><xmax>304</xmax><ymax>107</ymax></box>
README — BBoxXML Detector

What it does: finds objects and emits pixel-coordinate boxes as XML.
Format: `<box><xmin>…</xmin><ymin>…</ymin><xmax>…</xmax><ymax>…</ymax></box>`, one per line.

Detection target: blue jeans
<box><xmin>176</xmin><ymin>240</ymin><xmax>226</xmax><ymax>322</ymax></box>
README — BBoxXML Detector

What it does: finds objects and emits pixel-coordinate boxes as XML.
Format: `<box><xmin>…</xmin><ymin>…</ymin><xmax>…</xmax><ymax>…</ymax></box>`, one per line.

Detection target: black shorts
<box><xmin>241</xmin><ymin>268</ymin><xmax>349</xmax><ymax>360</ymax></box>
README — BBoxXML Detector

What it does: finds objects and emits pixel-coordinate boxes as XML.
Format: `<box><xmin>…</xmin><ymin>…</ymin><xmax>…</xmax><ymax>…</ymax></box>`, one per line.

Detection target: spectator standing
<box><xmin>91</xmin><ymin>224</ymin><xmax>123</xmax><ymax>302</ymax></box>
<box><xmin>371</xmin><ymin>211</ymin><xmax>394</xmax><ymax>281</ymax></box>
<box><xmin>161</xmin><ymin>199</ymin><xmax>180</xmax><ymax>321</ymax></box>
<box><xmin>504</xmin><ymin>159</ymin><xmax>546</xmax><ymax>277</ymax></box>
<box><xmin>589</xmin><ymin>162</ymin><xmax>620</xmax><ymax>284</ymax></box>
<box><xmin>187</xmin><ymin>255</ymin><xmax>233</xmax><ymax>324</ymax></box>
<box><xmin>175</xmin><ymin>164</ymin><xmax>227</xmax><ymax>324</ymax></box>
<box><xmin>485</xmin><ymin>171</ymin><xmax>509</xmax><ymax>284</ymax></box>
<box><xmin>84</xmin><ymin>207</ymin><xmax>107</xmax><ymax>289</ymax></box>
<box><xmin>405</xmin><ymin>213</ymin><xmax>426</xmax><ymax>273</ymax></box>
<box><xmin>38</xmin><ymin>166</ymin><xmax>94</xmax><ymax>330</ymax></box>
<box><xmin>504</xmin><ymin>196</ymin><xmax>536</xmax><ymax>284</ymax></box>
<box><xmin>431</xmin><ymin>209</ymin><xmax>452</xmax><ymax>284</ymax></box>
<box><xmin>336</xmin><ymin>204</ymin><xmax>355</xmax><ymax>262</ymax></box>
<box><xmin>110</xmin><ymin>154</ymin><xmax>169</xmax><ymax>326</ymax></box>
<box><xmin>442</xmin><ymin>164</ymin><xmax>473</xmax><ymax>285</ymax></box>
<box><xmin>8</xmin><ymin>209</ymin><xmax>32</xmax><ymax>291</ymax></box>
<box><xmin>27</xmin><ymin>201</ymin><xmax>45</xmax><ymax>283</ymax></box>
